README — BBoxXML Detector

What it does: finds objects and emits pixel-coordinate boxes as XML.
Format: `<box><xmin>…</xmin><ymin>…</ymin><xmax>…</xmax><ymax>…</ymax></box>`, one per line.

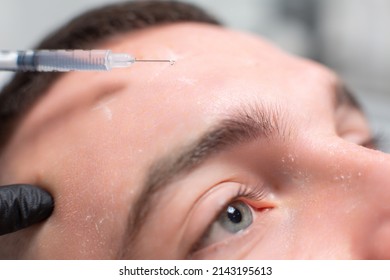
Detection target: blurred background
<box><xmin>1</xmin><ymin>0</ymin><xmax>389</xmax><ymax>150</ymax></box>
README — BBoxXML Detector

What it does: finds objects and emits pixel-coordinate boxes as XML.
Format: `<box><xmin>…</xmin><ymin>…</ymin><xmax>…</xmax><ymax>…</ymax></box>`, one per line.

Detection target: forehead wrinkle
<box><xmin>123</xmin><ymin>102</ymin><xmax>291</xmax><ymax>251</ymax></box>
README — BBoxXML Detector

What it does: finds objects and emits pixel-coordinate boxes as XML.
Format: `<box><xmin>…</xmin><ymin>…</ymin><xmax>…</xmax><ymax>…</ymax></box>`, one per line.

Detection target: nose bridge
<box><xmin>349</xmin><ymin>147</ymin><xmax>390</xmax><ymax>259</ymax></box>
<box><xmin>339</xmin><ymin>144</ymin><xmax>390</xmax><ymax>202</ymax></box>
<box><xmin>317</xmin><ymin>140</ymin><xmax>390</xmax><ymax>209</ymax></box>
<box><xmin>354</xmin><ymin>146</ymin><xmax>390</xmax><ymax>219</ymax></box>
<box><xmin>318</xmin><ymin>141</ymin><xmax>390</xmax><ymax>259</ymax></box>
<box><xmin>310</xmin><ymin>136</ymin><xmax>388</xmax><ymax>185</ymax></box>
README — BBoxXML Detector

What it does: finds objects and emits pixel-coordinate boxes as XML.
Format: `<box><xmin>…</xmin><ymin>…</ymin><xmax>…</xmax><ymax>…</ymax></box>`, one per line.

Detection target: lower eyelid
<box><xmin>188</xmin><ymin>228</ymin><xmax>250</xmax><ymax>259</ymax></box>
<box><xmin>189</xmin><ymin>205</ymin><xmax>272</xmax><ymax>259</ymax></box>
<box><xmin>340</xmin><ymin>129</ymin><xmax>370</xmax><ymax>142</ymax></box>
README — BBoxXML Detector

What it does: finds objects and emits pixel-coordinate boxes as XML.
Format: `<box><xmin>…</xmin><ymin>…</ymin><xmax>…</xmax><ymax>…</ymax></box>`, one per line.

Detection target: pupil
<box><xmin>227</xmin><ymin>205</ymin><xmax>242</xmax><ymax>223</ymax></box>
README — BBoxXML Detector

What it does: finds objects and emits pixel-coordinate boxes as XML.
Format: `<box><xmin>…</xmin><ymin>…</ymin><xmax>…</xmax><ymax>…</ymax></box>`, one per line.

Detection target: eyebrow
<box><xmin>336</xmin><ymin>84</ymin><xmax>363</xmax><ymax>111</ymax></box>
<box><xmin>146</xmin><ymin>103</ymin><xmax>288</xmax><ymax>190</ymax></box>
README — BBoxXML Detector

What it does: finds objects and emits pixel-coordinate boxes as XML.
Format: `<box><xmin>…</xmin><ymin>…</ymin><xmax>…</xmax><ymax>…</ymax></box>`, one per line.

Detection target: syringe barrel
<box><xmin>17</xmin><ymin>50</ymin><xmax>111</xmax><ymax>71</ymax></box>
<box><xmin>1</xmin><ymin>50</ymin><xmax>137</xmax><ymax>72</ymax></box>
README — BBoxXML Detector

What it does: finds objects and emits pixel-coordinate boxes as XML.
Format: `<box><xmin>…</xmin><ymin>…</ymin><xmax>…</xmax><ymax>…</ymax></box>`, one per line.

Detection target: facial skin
<box><xmin>0</xmin><ymin>23</ymin><xmax>390</xmax><ymax>259</ymax></box>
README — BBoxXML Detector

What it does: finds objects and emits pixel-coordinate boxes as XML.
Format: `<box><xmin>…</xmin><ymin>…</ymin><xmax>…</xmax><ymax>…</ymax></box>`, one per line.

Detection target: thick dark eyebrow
<box><xmin>336</xmin><ymin>84</ymin><xmax>363</xmax><ymax>112</ymax></box>
<box><xmin>144</xmin><ymin>103</ymin><xmax>288</xmax><ymax>190</ymax></box>
<box><xmin>123</xmin><ymin>103</ymin><xmax>290</xmax><ymax>249</ymax></box>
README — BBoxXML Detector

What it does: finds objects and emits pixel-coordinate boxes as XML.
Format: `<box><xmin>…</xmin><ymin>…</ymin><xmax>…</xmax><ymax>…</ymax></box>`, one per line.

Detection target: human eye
<box><xmin>190</xmin><ymin>183</ymin><xmax>273</xmax><ymax>256</ymax></box>
<box><xmin>340</xmin><ymin>125</ymin><xmax>382</xmax><ymax>150</ymax></box>
<box><xmin>359</xmin><ymin>134</ymin><xmax>382</xmax><ymax>150</ymax></box>
<box><xmin>336</xmin><ymin>106</ymin><xmax>382</xmax><ymax>150</ymax></box>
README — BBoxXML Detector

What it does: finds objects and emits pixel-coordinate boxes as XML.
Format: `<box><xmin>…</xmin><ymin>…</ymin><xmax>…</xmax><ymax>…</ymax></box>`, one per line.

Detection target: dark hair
<box><xmin>0</xmin><ymin>0</ymin><xmax>220</xmax><ymax>151</ymax></box>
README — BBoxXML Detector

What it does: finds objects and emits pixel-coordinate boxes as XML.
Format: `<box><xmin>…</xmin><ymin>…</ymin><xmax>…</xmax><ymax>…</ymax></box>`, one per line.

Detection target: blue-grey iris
<box><xmin>218</xmin><ymin>201</ymin><xmax>252</xmax><ymax>233</ymax></box>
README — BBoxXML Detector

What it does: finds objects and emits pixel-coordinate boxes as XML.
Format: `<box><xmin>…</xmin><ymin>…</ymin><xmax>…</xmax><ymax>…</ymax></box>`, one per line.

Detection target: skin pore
<box><xmin>0</xmin><ymin>22</ymin><xmax>390</xmax><ymax>259</ymax></box>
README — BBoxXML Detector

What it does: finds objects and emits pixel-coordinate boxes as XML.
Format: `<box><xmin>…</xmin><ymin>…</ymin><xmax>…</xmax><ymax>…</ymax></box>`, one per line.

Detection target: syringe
<box><xmin>0</xmin><ymin>50</ymin><xmax>173</xmax><ymax>72</ymax></box>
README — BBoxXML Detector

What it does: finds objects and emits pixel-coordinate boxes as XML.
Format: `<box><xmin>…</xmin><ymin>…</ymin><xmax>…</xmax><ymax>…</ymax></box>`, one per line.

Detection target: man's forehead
<box><xmin>18</xmin><ymin>22</ymin><xmax>335</xmax><ymax>165</ymax></box>
<box><xmin>72</xmin><ymin>22</ymin><xmax>336</xmax><ymax>151</ymax></box>
<box><xmin>103</xmin><ymin>22</ymin><xmax>288</xmax><ymax>70</ymax></box>
<box><xmin>22</xmin><ymin>22</ymin><xmax>334</xmax><ymax>151</ymax></box>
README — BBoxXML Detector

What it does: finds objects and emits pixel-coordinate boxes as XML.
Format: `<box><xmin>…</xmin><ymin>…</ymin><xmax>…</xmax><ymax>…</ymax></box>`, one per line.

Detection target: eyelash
<box><xmin>361</xmin><ymin>134</ymin><xmax>383</xmax><ymax>150</ymax></box>
<box><xmin>234</xmin><ymin>182</ymin><xmax>267</xmax><ymax>203</ymax></box>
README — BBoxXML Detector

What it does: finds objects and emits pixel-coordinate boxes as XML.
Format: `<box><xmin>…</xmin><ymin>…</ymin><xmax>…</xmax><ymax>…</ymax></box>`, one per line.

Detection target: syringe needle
<box><xmin>135</xmin><ymin>59</ymin><xmax>175</xmax><ymax>65</ymax></box>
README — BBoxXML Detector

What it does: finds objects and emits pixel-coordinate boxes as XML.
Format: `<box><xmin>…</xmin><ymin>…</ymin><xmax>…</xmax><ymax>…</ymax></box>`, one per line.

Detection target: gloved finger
<box><xmin>0</xmin><ymin>184</ymin><xmax>54</xmax><ymax>236</ymax></box>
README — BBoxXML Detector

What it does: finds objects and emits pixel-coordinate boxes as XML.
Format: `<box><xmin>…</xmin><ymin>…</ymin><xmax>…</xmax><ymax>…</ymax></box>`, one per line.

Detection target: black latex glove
<box><xmin>0</xmin><ymin>184</ymin><xmax>54</xmax><ymax>236</ymax></box>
